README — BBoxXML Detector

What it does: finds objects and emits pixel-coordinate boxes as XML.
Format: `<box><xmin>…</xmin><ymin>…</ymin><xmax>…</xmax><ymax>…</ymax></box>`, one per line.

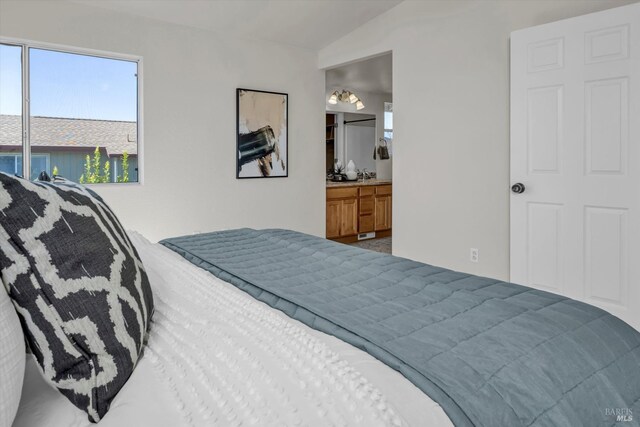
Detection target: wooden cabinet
<box><xmin>326</xmin><ymin>200</ymin><xmax>341</xmax><ymax>238</ymax></box>
<box><xmin>341</xmin><ymin>198</ymin><xmax>358</xmax><ymax>236</ymax></box>
<box><xmin>374</xmin><ymin>195</ymin><xmax>392</xmax><ymax>231</ymax></box>
<box><xmin>374</xmin><ymin>185</ymin><xmax>392</xmax><ymax>231</ymax></box>
<box><xmin>326</xmin><ymin>183</ymin><xmax>391</xmax><ymax>242</ymax></box>
<box><xmin>326</xmin><ymin>187</ymin><xmax>359</xmax><ymax>239</ymax></box>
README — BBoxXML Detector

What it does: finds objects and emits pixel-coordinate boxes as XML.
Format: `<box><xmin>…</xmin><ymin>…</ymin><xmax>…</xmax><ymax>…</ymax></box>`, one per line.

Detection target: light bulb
<box><xmin>356</xmin><ymin>100</ymin><xmax>365</xmax><ymax>110</ymax></box>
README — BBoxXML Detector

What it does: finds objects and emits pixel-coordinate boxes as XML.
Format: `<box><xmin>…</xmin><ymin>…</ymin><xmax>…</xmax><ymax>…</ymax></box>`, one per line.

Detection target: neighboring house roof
<box><xmin>0</xmin><ymin>115</ymin><xmax>137</xmax><ymax>156</ymax></box>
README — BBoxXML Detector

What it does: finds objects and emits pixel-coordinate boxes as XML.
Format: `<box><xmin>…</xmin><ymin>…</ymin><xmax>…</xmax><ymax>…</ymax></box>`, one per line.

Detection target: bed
<box><xmin>12</xmin><ymin>232</ymin><xmax>452</xmax><ymax>427</ymax></box>
<box><xmin>2</xmin><ymin>171</ymin><xmax>639</xmax><ymax>427</ymax></box>
<box><xmin>160</xmin><ymin>228</ymin><xmax>640</xmax><ymax>427</ymax></box>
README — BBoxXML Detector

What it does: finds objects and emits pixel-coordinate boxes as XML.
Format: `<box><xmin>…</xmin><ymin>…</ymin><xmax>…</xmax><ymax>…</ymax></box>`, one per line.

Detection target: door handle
<box><xmin>511</xmin><ymin>183</ymin><xmax>525</xmax><ymax>194</ymax></box>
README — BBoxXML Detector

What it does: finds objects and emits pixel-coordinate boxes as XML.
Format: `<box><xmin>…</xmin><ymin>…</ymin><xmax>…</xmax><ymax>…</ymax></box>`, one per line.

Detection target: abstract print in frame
<box><xmin>236</xmin><ymin>88</ymin><xmax>288</xmax><ymax>178</ymax></box>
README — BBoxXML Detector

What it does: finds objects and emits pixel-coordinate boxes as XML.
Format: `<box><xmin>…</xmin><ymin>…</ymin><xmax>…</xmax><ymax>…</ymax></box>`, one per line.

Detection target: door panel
<box><xmin>341</xmin><ymin>199</ymin><xmax>358</xmax><ymax>237</ymax></box>
<box><xmin>585</xmin><ymin>77</ymin><xmax>628</xmax><ymax>175</ymax></box>
<box><xmin>326</xmin><ymin>200</ymin><xmax>341</xmax><ymax>238</ymax></box>
<box><xmin>527</xmin><ymin>85</ymin><xmax>563</xmax><ymax>173</ymax></box>
<box><xmin>585</xmin><ymin>24</ymin><xmax>629</xmax><ymax>64</ymax></box>
<box><xmin>584</xmin><ymin>206</ymin><xmax>628</xmax><ymax>306</ymax></box>
<box><xmin>511</xmin><ymin>3</ymin><xmax>639</xmax><ymax>330</ymax></box>
<box><xmin>375</xmin><ymin>196</ymin><xmax>391</xmax><ymax>231</ymax></box>
<box><xmin>527</xmin><ymin>37</ymin><xmax>564</xmax><ymax>72</ymax></box>
<box><xmin>527</xmin><ymin>202</ymin><xmax>563</xmax><ymax>291</ymax></box>
<box><xmin>387</xmin><ymin>196</ymin><xmax>392</xmax><ymax>230</ymax></box>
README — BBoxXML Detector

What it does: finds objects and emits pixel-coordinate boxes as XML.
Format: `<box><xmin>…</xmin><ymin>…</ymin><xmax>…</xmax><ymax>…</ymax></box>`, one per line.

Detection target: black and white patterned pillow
<box><xmin>0</xmin><ymin>172</ymin><xmax>154</xmax><ymax>422</ymax></box>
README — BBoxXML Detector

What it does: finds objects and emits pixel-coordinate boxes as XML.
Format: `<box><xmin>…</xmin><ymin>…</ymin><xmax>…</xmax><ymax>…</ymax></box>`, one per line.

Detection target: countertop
<box><xmin>326</xmin><ymin>179</ymin><xmax>392</xmax><ymax>188</ymax></box>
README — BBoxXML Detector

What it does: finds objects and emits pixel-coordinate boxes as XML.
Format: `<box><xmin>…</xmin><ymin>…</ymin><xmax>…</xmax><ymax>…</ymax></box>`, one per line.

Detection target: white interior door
<box><xmin>510</xmin><ymin>3</ymin><xmax>640</xmax><ymax>331</ymax></box>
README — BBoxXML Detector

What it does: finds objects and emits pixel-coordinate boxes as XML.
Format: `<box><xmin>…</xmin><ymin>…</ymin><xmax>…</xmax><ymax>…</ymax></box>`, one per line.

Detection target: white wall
<box><xmin>325</xmin><ymin>88</ymin><xmax>392</xmax><ymax>178</ymax></box>
<box><xmin>319</xmin><ymin>0</ymin><xmax>637</xmax><ymax>280</ymax></box>
<box><xmin>0</xmin><ymin>0</ymin><xmax>325</xmax><ymax>242</ymax></box>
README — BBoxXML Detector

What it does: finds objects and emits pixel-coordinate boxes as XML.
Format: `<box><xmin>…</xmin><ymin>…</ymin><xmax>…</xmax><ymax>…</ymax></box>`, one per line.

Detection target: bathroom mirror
<box><xmin>327</xmin><ymin>112</ymin><xmax>376</xmax><ymax>173</ymax></box>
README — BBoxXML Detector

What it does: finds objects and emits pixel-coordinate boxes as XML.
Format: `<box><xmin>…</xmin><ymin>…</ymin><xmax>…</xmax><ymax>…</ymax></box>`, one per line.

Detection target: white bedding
<box><xmin>13</xmin><ymin>233</ymin><xmax>451</xmax><ymax>427</ymax></box>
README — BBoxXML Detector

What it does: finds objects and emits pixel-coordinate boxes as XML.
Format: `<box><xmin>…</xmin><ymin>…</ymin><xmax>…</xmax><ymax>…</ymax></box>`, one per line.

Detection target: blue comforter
<box><xmin>161</xmin><ymin>228</ymin><xmax>640</xmax><ymax>427</ymax></box>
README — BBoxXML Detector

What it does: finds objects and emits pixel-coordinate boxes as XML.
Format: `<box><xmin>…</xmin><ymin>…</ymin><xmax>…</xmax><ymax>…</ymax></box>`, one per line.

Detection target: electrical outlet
<box><xmin>470</xmin><ymin>248</ymin><xmax>479</xmax><ymax>263</ymax></box>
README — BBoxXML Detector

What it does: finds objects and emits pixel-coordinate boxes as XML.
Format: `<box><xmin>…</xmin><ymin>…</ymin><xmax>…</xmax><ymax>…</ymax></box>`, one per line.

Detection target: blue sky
<box><xmin>0</xmin><ymin>44</ymin><xmax>137</xmax><ymax>121</ymax></box>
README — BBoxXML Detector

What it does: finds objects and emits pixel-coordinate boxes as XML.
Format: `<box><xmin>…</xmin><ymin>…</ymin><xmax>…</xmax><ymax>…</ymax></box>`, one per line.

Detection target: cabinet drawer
<box><xmin>359</xmin><ymin>214</ymin><xmax>375</xmax><ymax>233</ymax></box>
<box><xmin>375</xmin><ymin>185</ymin><xmax>392</xmax><ymax>196</ymax></box>
<box><xmin>327</xmin><ymin>187</ymin><xmax>358</xmax><ymax>200</ymax></box>
<box><xmin>359</xmin><ymin>197</ymin><xmax>374</xmax><ymax>215</ymax></box>
<box><xmin>359</xmin><ymin>186</ymin><xmax>375</xmax><ymax>197</ymax></box>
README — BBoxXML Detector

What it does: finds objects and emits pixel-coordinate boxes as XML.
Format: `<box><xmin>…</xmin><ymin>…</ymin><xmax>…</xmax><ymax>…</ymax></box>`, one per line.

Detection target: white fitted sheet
<box><xmin>13</xmin><ymin>232</ymin><xmax>452</xmax><ymax>427</ymax></box>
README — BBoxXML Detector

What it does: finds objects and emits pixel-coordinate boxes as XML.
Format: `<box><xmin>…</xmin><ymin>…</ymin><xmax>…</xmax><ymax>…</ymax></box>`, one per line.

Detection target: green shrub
<box><xmin>78</xmin><ymin>147</ymin><xmax>129</xmax><ymax>184</ymax></box>
<box><xmin>117</xmin><ymin>152</ymin><xmax>129</xmax><ymax>183</ymax></box>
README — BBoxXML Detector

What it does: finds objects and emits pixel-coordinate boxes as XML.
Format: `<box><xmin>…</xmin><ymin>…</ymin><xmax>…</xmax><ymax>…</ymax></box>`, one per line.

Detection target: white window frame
<box><xmin>0</xmin><ymin>37</ymin><xmax>144</xmax><ymax>185</ymax></box>
<box><xmin>383</xmin><ymin>102</ymin><xmax>393</xmax><ymax>141</ymax></box>
<box><xmin>112</xmin><ymin>157</ymin><xmax>118</xmax><ymax>184</ymax></box>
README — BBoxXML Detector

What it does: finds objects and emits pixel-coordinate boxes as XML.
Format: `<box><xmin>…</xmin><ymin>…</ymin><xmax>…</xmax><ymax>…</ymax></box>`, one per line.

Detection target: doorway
<box><xmin>323</xmin><ymin>52</ymin><xmax>393</xmax><ymax>253</ymax></box>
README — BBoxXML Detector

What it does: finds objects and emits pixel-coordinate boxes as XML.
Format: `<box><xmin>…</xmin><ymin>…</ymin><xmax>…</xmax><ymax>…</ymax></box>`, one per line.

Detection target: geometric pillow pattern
<box><xmin>0</xmin><ymin>277</ymin><xmax>25</xmax><ymax>427</ymax></box>
<box><xmin>0</xmin><ymin>172</ymin><xmax>154</xmax><ymax>422</ymax></box>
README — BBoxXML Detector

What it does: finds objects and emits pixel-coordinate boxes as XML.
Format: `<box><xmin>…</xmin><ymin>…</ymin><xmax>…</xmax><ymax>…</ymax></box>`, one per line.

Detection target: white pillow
<box><xmin>0</xmin><ymin>283</ymin><xmax>25</xmax><ymax>427</ymax></box>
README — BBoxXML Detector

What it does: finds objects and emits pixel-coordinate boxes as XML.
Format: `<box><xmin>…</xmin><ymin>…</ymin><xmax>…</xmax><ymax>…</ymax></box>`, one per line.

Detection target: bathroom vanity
<box><xmin>326</xmin><ymin>180</ymin><xmax>392</xmax><ymax>243</ymax></box>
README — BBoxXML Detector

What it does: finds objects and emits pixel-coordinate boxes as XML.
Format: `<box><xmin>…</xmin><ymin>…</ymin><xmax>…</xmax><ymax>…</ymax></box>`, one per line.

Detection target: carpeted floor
<box><xmin>348</xmin><ymin>237</ymin><xmax>392</xmax><ymax>254</ymax></box>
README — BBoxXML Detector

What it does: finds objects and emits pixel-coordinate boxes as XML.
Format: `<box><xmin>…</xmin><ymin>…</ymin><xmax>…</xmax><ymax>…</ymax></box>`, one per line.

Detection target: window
<box><xmin>0</xmin><ymin>153</ymin><xmax>49</xmax><ymax>178</ymax></box>
<box><xmin>0</xmin><ymin>41</ymin><xmax>141</xmax><ymax>183</ymax></box>
<box><xmin>383</xmin><ymin>102</ymin><xmax>393</xmax><ymax>141</ymax></box>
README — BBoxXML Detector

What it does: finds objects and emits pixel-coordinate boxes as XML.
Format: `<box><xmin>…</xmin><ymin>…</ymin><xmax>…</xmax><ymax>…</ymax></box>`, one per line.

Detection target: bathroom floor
<box><xmin>348</xmin><ymin>237</ymin><xmax>392</xmax><ymax>254</ymax></box>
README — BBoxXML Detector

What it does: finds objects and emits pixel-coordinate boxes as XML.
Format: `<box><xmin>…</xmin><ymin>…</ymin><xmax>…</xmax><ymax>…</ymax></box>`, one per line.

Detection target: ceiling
<box><xmin>326</xmin><ymin>53</ymin><xmax>392</xmax><ymax>95</ymax></box>
<box><xmin>72</xmin><ymin>0</ymin><xmax>402</xmax><ymax>50</ymax></box>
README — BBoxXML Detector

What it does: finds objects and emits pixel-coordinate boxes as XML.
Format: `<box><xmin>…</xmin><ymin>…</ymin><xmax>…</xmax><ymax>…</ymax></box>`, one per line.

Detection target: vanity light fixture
<box><xmin>328</xmin><ymin>90</ymin><xmax>366</xmax><ymax>110</ymax></box>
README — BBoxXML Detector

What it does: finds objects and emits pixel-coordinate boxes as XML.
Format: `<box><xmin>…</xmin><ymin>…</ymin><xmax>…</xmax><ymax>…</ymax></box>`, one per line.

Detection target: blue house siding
<box><xmin>49</xmin><ymin>152</ymin><xmax>89</xmax><ymax>182</ymax></box>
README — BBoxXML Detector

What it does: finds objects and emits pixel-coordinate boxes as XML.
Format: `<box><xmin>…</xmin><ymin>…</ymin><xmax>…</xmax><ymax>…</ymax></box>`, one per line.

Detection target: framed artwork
<box><xmin>236</xmin><ymin>88</ymin><xmax>288</xmax><ymax>178</ymax></box>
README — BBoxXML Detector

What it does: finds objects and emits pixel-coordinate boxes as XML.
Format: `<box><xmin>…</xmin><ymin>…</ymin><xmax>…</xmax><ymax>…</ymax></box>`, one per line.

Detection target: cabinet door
<box><xmin>375</xmin><ymin>196</ymin><xmax>392</xmax><ymax>231</ymax></box>
<box><xmin>326</xmin><ymin>200</ymin><xmax>341</xmax><ymax>238</ymax></box>
<box><xmin>385</xmin><ymin>196</ymin><xmax>392</xmax><ymax>230</ymax></box>
<box><xmin>341</xmin><ymin>198</ymin><xmax>358</xmax><ymax>236</ymax></box>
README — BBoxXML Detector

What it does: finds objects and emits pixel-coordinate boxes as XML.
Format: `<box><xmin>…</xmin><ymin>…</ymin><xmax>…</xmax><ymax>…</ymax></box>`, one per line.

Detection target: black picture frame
<box><xmin>236</xmin><ymin>88</ymin><xmax>289</xmax><ymax>179</ymax></box>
